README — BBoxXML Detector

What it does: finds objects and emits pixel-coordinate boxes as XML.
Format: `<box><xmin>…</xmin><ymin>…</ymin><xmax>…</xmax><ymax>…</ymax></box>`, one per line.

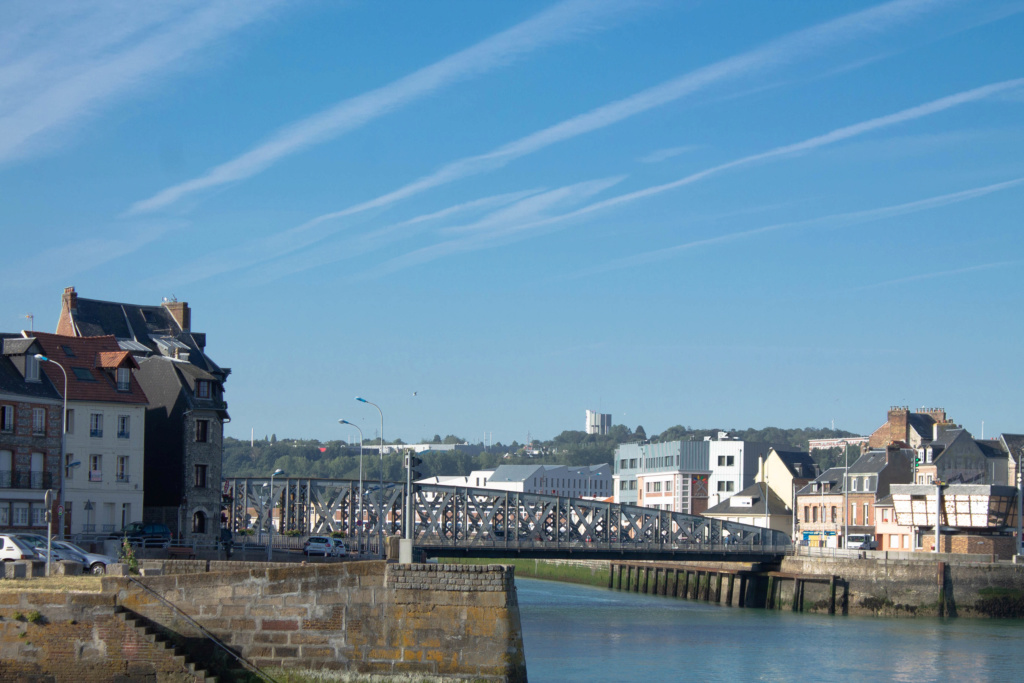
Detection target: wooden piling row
<box><xmin>608</xmin><ymin>562</ymin><xmax>839</xmax><ymax>614</ymax></box>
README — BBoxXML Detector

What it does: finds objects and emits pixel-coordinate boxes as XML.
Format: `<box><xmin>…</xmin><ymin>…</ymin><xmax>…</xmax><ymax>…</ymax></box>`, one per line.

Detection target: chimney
<box><xmin>57</xmin><ymin>286</ymin><xmax>79</xmax><ymax>336</ymax></box>
<box><xmin>162</xmin><ymin>300</ymin><xmax>191</xmax><ymax>331</ymax></box>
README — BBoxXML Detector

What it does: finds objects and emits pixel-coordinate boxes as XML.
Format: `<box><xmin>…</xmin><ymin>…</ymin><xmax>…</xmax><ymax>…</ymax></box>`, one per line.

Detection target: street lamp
<box><xmin>355</xmin><ymin>397</ymin><xmax>384</xmax><ymax>558</ymax></box>
<box><xmin>34</xmin><ymin>355</ymin><xmax>68</xmax><ymax>539</ymax></box>
<box><xmin>339</xmin><ymin>420</ymin><xmax>364</xmax><ymax>554</ymax></box>
<box><xmin>266</xmin><ymin>468</ymin><xmax>284</xmax><ymax>562</ymax></box>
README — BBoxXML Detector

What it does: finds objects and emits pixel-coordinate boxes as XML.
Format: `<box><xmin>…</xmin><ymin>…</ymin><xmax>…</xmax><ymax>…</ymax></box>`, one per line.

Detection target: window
<box><xmin>620</xmin><ymin>459</ymin><xmax>627</xmax><ymax>469</ymax></box>
<box><xmin>193</xmin><ymin>510</ymin><xmax>207</xmax><ymax>534</ymax></box>
<box><xmin>851</xmin><ymin>478</ymin><xmax>858</xmax><ymax>492</ymax></box>
<box><xmin>60</xmin><ymin>345</ymin><xmax>76</xmax><ymax>357</ymax></box>
<box><xmin>0</xmin><ymin>506</ymin><xmax>7</xmax><ymax>525</ymax></box>
<box><xmin>653</xmin><ymin>482</ymin><xmax>662</xmax><ymax>492</ymax></box>
<box><xmin>25</xmin><ymin>355</ymin><xmax>40</xmax><ymax>382</ymax></box>
<box><xmin>196</xmin><ymin>380</ymin><xmax>211</xmax><ymax>398</ymax></box>
<box><xmin>804</xmin><ymin>506</ymin><xmax>809</xmax><ymax>523</ymax></box>
<box><xmin>665</xmin><ymin>480</ymin><xmax>672</xmax><ymax>492</ymax></box>
<box><xmin>717</xmin><ymin>481</ymin><xmax>735</xmax><ymax>492</ymax></box>
<box><xmin>851</xmin><ymin>504</ymin><xmax>857</xmax><ymax>525</ymax></box>
<box><xmin>117</xmin><ymin>415</ymin><xmax>130</xmax><ymax>439</ymax></box>
<box><xmin>66</xmin><ymin>408</ymin><xmax>74</xmax><ymax>434</ymax></box>
<box><xmin>831</xmin><ymin>506</ymin><xmax>837</xmax><ymax>523</ymax></box>
<box><xmin>0</xmin><ymin>404</ymin><xmax>13</xmax><ymax>432</ymax></box>
<box><xmin>13</xmin><ymin>503</ymin><xmax>29</xmax><ymax>526</ymax></box>
<box><xmin>864</xmin><ymin>503</ymin><xmax>870</xmax><ymax>525</ymax></box>
<box><xmin>195</xmin><ymin>419</ymin><xmax>209</xmax><ymax>443</ymax></box>
<box><xmin>65</xmin><ymin>453</ymin><xmax>76</xmax><ymax>479</ymax></box>
<box><xmin>116</xmin><ymin>367</ymin><xmax>130</xmax><ymax>391</ymax></box>
<box><xmin>90</xmin><ymin>413</ymin><xmax>103</xmax><ymax>438</ymax></box>
<box><xmin>629</xmin><ymin>480</ymin><xmax>637</xmax><ymax>490</ymax></box>
<box><xmin>90</xmin><ymin>454</ymin><xmax>102</xmax><ymax>482</ymax></box>
<box><xmin>117</xmin><ymin>456</ymin><xmax>129</xmax><ymax>482</ymax></box>
<box><xmin>31</xmin><ymin>505</ymin><xmax>45</xmax><ymax>526</ymax></box>
<box><xmin>812</xmin><ymin>507</ymin><xmax>818</xmax><ymax>523</ymax></box>
<box><xmin>121</xmin><ymin>503</ymin><xmax>131</xmax><ymax>529</ymax></box>
<box><xmin>32</xmin><ymin>408</ymin><xmax>46</xmax><ymax>435</ymax></box>
<box><xmin>620</xmin><ymin>480</ymin><xmax>627</xmax><ymax>491</ymax></box>
<box><xmin>645</xmin><ymin>482</ymin><xmax>651</xmax><ymax>492</ymax></box>
<box><xmin>0</xmin><ymin>451</ymin><xmax>11</xmax><ymax>487</ymax></box>
<box><xmin>717</xmin><ymin>455</ymin><xmax>735</xmax><ymax>466</ymax></box>
<box><xmin>629</xmin><ymin>458</ymin><xmax>637</xmax><ymax>468</ymax></box>
<box><xmin>72</xmin><ymin>367</ymin><xmax>95</xmax><ymax>381</ymax></box>
<box><xmin>194</xmin><ymin>464</ymin><xmax>207</xmax><ymax>488</ymax></box>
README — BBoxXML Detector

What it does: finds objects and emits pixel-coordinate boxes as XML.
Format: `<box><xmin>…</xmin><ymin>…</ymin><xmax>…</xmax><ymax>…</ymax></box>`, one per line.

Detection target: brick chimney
<box><xmin>162</xmin><ymin>300</ymin><xmax>191</xmax><ymax>331</ymax></box>
<box><xmin>56</xmin><ymin>286</ymin><xmax>79</xmax><ymax>336</ymax></box>
<box><xmin>886</xmin><ymin>406</ymin><xmax>909</xmax><ymax>445</ymax></box>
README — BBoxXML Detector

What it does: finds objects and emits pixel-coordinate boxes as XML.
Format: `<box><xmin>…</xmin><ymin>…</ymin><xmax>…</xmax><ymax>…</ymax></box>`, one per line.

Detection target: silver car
<box><xmin>53</xmin><ymin>540</ymin><xmax>117</xmax><ymax>574</ymax></box>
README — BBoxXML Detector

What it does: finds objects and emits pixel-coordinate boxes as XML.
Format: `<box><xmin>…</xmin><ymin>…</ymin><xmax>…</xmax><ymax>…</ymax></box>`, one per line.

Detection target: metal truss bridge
<box><xmin>224</xmin><ymin>478</ymin><xmax>791</xmax><ymax>562</ymax></box>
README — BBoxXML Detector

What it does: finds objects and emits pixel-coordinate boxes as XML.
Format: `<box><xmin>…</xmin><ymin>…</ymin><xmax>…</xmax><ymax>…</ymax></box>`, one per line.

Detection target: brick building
<box><xmin>0</xmin><ymin>335</ymin><xmax>63</xmax><ymax>533</ymax></box>
<box><xmin>56</xmin><ymin>287</ymin><xmax>230</xmax><ymax>541</ymax></box>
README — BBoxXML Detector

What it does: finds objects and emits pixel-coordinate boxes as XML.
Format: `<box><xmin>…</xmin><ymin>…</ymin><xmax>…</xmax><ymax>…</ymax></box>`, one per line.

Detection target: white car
<box><xmin>303</xmin><ymin>536</ymin><xmax>347</xmax><ymax>557</ymax></box>
<box><xmin>53</xmin><ymin>540</ymin><xmax>117</xmax><ymax>575</ymax></box>
<box><xmin>0</xmin><ymin>534</ymin><xmax>40</xmax><ymax>562</ymax></box>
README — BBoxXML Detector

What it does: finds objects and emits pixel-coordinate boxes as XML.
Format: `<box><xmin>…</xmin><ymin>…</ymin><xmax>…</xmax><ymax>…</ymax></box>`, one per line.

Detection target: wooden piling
<box><xmin>791</xmin><ymin>578</ymin><xmax>801</xmax><ymax>612</ymax></box>
<box><xmin>725</xmin><ymin>574</ymin><xmax>735</xmax><ymax>606</ymax></box>
<box><xmin>828</xmin><ymin>576</ymin><xmax>836</xmax><ymax>615</ymax></box>
<box><xmin>766</xmin><ymin>575</ymin><xmax>775</xmax><ymax>609</ymax></box>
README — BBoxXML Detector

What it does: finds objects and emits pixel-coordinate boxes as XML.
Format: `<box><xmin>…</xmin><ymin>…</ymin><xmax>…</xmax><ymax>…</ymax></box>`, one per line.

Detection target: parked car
<box><xmin>52</xmin><ymin>540</ymin><xmax>117</xmax><ymax>574</ymax></box>
<box><xmin>0</xmin><ymin>534</ymin><xmax>40</xmax><ymax>562</ymax></box>
<box><xmin>113</xmin><ymin>522</ymin><xmax>172</xmax><ymax>548</ymax></box>
<box><xmin>303</xmin><ymin>536</ymin><xmax>347</xmax><ymax>557</ymax></box>
<box><xmin>14</xmin><ymin>534</ymin><xmax>88</xmax><ymax>565</ymax></box>
<box><xmin>846</xmin><ymin>534</ymin><xmax>878</xmax><ymax>550</ymax></box>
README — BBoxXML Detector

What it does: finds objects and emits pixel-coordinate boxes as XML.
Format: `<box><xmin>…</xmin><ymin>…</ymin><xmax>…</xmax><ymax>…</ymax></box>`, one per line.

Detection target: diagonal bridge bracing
<box><xmin>224</xmin><ymin>479</ymin><xmax>791</xmax><ymax>561</ymax></box>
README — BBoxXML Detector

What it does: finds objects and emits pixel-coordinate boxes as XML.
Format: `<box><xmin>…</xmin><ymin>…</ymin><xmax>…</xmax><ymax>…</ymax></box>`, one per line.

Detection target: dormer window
<box><xmin>116</xmin><ymin>367</ymin><xmax>130</xmax><ymax>391</ymax></box>
<box><xmin>196</xmin><ymin>380</ymin><xmax>211</xmax><ymax>399</ymax></box>
<box><xmin>851</xmin><ymin>478</ymin><xmax>859</xmax><ymax>492</ymax></box>
<box><xmin>25</xmin><ymin>354</ymin><xmax>40</xmax><ymax>382</ymax></box>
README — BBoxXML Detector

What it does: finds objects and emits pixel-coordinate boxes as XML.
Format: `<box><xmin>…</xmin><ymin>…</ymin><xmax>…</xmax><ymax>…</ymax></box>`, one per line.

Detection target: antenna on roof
<box><xmin>24</xmin><ymin>313</ymin><xmax>33</xmax><ymax>332</ymax></box>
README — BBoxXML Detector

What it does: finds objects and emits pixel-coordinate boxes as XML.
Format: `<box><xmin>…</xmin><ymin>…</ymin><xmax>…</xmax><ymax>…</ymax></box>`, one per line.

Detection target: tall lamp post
<box><xmin>339</xmin><ymin>420</ymin><xmax>364</xmax><ymax>554</ymax></box>
<box><xmin>266</xmin><ymin>468</ymin><xmax>284</xmax><ymax>562</ymax></box>
<box><xmin>355</xmin><ymin>397</ymin><xmax>384</xmax><ymax>558</ymax></box>
<box><xmin>34</xmin><ymin>355</ymin><xmax>67</xmax><ymax>539</ymax></box>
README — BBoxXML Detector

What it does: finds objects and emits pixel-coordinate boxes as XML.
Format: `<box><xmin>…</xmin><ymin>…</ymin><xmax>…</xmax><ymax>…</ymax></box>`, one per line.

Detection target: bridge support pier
<box><xmin>725</xmin><ymin>574</ymin><xmax>735</xmax><ymax>606</ymax></box>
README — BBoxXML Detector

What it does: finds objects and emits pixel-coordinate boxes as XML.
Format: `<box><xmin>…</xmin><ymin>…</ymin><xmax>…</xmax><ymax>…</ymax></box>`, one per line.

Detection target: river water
<box><xmin>516</xmin><ymin>577</ymin><xmax>1024</xmax><ymax>682</ymax></box>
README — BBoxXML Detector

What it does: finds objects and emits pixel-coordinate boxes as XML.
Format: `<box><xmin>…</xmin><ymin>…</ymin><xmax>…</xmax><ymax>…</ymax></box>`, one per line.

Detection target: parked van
<box><xmin>846</xmin><ymin>534</ymin><xmax>877</xmax><ymax>550</ymax></box>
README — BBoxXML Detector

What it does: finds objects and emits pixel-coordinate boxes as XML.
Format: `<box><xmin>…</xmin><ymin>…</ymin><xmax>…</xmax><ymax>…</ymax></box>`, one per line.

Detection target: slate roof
<box><xmin>976</xmin><ymin>439</ymin><xmax>1006</xmax><ymax>459</ymax></box>
<box><xmin>0</xmin><ymin>334</ymin><xmax>61</xmax><ymax>402</ymax></box>
<box><xmin>907</xmin><ymin>412</ymin><xmax>938</xmax><ymax>441</ymax></box>
<box><xmin>931</xmin><ymin>428</ymin><xmax>964</xmax><ymax>450</ymax></box>
<box><xmin>1</xmin><ymin>337</ymin><xmax>36</xmax><ymax>356</ymax></box>
<box><xmin>704</xmin><ymin>483</ymin><xmax>790</xmax><ymax>517</ymax></box>
<box><xmin>67</xmin><ymin>295</ymin><xmax>225</xmax><ymax>376</ymax></box>
<box><xmin>30</xmin><ymin>332</ymin><xmax>147</xmax><ymax>405</ymax></box>
<box><xmin>771</xmin><ymin>448</ymin><xmax>817</xmax><ymax>479</ymax></box>
<box><xmin>1001</xmin><ymin>434</ymin><xmax>1024</xmax><ymax>462</ymax></box>
<box><xmin>848</xmin><ymin>449</ymin><xmax>896</xmax><ymax>475</ymax></box>
<box><xmin>795</xmin><ymin>467</ymin><xmax>847</xmax><ymax>496</ymax></box>
<box><xmin>487</xmin><ymin>464</ymin><xmax>546</xmax><ymax>483</ymax></box>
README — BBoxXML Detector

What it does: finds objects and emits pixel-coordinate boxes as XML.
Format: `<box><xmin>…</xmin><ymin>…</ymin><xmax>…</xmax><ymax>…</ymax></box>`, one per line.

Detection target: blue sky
<box><xmin>3</xmin><ymin>0</ymin><xmax>1023</xmax><ymax>445</ymax></box>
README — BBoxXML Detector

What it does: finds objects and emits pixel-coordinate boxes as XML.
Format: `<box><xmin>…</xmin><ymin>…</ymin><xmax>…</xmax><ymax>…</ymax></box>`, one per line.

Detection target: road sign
<box><xmin>57</xmin><ymin>505</ymin><xmax>65</xmax><ymax>516</ymax></box>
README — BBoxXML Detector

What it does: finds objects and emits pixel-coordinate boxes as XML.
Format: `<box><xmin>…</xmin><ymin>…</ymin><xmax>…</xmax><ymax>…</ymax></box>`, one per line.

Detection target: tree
<box><xmin>270</xmin><ymin>434</ymin><xmax>277</xmax><ymax>444</ymax></box>
<box><xmin>443</xmin><ymin>435</ymin><xmax>464</xmax><ymax>445</ymax></box>
<box><xmin>634</xmin><ymin>425</ymin><xmax>647</xmax><ymax>441</ymax></box>
<box><xmin>432</xmin><ymin>434</ymin><xmax>442</xmax><ymax>444</ymax></box>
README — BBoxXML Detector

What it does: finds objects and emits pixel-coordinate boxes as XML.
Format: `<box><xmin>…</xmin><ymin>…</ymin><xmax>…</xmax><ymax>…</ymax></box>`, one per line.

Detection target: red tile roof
<box><xmin>30</xmin><ymin>332</ymin><xmax>148</xmax><ymax>405</ymax></box>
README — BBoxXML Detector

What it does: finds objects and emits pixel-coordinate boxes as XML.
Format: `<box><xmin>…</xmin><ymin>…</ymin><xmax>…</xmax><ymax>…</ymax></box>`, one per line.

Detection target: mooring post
<box><xmin>726</xmin><ymin>574</ymin><xmax>735</xmax><ymax>606</ymax></box>
<box><xmin>766</xmin><ymin>575</ymin><xmax>775</xmax><ymax>609</ymax></box>
<box><xmin>792</xmin><ymin>579</ymin><xmax>801</xmax><ymax>612</ymax></box>
<box><xmin>609</xmin><ymin>563</ymin><xmax>615</xmax><ymax>589</ymax></box>
<box><xmin>828</xmin><ymin>577</ymin><xmax>836</xmax><ymax>615</ymax></box>
<box><xmin>738</xmin><ymin>575</ymin><xmax>746</xmax><ymax>608</ymax></box>
<box><xmin>715</xmin><ymin>572</ymin><xmax>723</xmax><ymax>603</ymax></box>
<box><xmin>670</xmin><ymin>569</ymin><xmax>678</xmax><ymax>598</ymax></box>
<box><xmin>680</xmin><ymin>570</ymin><xmax>690</xmax><ymax>599</ymax></box>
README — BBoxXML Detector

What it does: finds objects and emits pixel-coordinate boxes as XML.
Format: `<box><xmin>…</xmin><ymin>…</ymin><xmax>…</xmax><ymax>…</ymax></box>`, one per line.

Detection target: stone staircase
<box><xmin>114</xmin><ymin>607</ymin><xmax>219</xmax><ymax>683</ymax></box>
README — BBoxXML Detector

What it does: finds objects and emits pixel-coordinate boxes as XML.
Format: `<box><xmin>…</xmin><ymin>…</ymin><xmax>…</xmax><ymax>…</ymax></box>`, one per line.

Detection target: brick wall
<box><xmin>111</xmin><ymin>560</ymin><xmax>527</xmax><ymax>682</ymax></box>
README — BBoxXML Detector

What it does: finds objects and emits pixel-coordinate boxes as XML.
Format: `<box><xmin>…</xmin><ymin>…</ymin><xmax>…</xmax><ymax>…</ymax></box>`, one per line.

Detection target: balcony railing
<box><xmin>82</xmin><ymin>524</ymin><xmax>96</xmax><ymax>532</ymax></box>
<box><xmin>1</xmin><ymin>471</ymin><xmax>53</xmax><ymax>489</ymax></box>
<box><xmin>117</xmin><ymin>431</ymin><xmax>130</xmax><ymax>439</ymax></box>
<box><xmin>117</xmin><ymin>474</ymin><xmax>130</xmax><ymax>483</ymax></box>
<box><xmin>90</xmin><ymin>429</ymin><xmax>103</xmax><ymax>437</ymax></box>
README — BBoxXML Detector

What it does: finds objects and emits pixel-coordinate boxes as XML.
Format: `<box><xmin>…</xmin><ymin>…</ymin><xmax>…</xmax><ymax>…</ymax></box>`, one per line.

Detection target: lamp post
<box><xmin>266</xmin><ymin>468</ymin><xmax>284</xmax><ymax>561</ymax></box>
<box><xmin>843</xmin><ymin>444</ymin><xmax>850</xmax><ymax>550</ymax></box>
<box><xmin>34</xmin><ymin>354</ymin><xmax>67</xmax><ymax>539</ymax></box>
<box><xmin>339</xmin><ymin>420</ymin><xmax>364</xmax><ymax>554</ymax></box>
<box><xmin>356</xmin><ymin>398</ymin><xmax>384</xmax><ymax>558</ymax></box>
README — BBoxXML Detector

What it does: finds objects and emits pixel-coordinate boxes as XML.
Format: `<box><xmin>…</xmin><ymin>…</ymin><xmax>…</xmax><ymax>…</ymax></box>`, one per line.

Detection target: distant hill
<box><xmin>223</xmin><ymin>424</ymin><xmax>858</xmax><ymax>480</ymax></box>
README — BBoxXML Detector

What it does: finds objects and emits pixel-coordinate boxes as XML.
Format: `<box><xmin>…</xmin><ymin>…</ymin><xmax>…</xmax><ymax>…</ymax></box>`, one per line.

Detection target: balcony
<box><xmin>116</xmin><ymin>473</ymin><xmax>130</xmax><ymax>483</ymax></box>
<box><xmin>117</xmin><ymin>431</ymin><xmax>130</xmax><ymax>439</ymax></box>
<box><xmin>82</xmin><ymin>524</ymin><xmax>96</xmax><ymax>533</ymax></box>
<box><xmin>1</xmin><ymin>471</ymin><xmax>53</xmax><ymax>489</ymax></box>
<box><xmin>90</xmin><ymin>429</ymin><xmax>103</xmax><ymax>438</ymax></box>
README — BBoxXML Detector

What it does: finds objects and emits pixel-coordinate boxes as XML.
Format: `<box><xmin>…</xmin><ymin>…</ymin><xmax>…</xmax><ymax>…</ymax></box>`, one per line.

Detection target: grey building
<box><xmin>55</xmin><ymin>287</ymin><xmax>230</xmax><ymax>540</ymax></box>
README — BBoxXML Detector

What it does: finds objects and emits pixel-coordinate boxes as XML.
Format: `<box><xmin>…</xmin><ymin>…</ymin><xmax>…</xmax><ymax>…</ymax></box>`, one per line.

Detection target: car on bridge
<box><xmin>303</xmin><ymin>536</ymin><xmax>347</xmax><ymax>557</ymax></box>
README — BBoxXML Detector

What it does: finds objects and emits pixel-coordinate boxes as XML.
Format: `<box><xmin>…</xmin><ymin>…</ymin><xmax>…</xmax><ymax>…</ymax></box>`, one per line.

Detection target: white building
<box><xmin>707</xmin><ymin>433</ymin><xmax>770</xmax><ymax>508</ymax></box>
<box><xmin>418</xmin><ymin>463</ymin><xmax>613</xmax><ymax>499</ymax></box>
<box><xmin>34</xmin><ymin>332</ymin><xmax>147</xmax><ymax>536</ymax></box>
<box><xmin>585</xmin><ymin>410</ymin><xmax>612</xmax><ymax>435</ymax></box>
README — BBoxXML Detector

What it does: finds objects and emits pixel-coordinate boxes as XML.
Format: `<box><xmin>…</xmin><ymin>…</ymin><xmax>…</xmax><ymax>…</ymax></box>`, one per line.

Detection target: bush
<box><xmin>26</xmin><ymin>611</ymin><xmax>42</xmax><ymax>624</ymax></box>
<box><xmin>119</xmin><ymin>537</ymin><xmax>139</xmax><ymax>575</ymax></box>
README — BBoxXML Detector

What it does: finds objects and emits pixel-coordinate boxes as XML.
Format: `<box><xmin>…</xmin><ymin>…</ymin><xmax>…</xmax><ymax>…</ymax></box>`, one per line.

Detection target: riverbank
<box><xmin>441</xmin><ymin>555</ymin><xmax>1024</xmax><ymax>618</ymax></box>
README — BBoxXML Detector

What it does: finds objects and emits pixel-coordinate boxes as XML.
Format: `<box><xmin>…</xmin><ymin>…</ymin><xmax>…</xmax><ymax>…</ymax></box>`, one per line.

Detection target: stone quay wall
<box><xmin>780</xmin><ymin>555</ymin><xmax>1024</xmax><ymax>617</ymax></box>
<box><xmin>0</xmin><ymin>588</ymin><xmax>203</xmax><ymax>682</ymax></box>
<box><xmin>111</xmin><ymin>560</ymin><xmax>527</xmax><ymax>682</ymax></box>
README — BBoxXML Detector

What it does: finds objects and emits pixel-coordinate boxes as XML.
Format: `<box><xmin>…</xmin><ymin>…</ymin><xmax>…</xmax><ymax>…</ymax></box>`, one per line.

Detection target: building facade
<box><xmin>0</xmin><ymin>336</ymin><xmax>63</xmax><ymax>535</ymax></box>
<box><xmin>56</xmin><ymin>287</ymin><xmax>230</xmax><ymax>540</ymax></box>
<box><xmin>30</xmin><ymin>332</ymin><xmax>148</xmax><ymax>536</ymax></box>
<box><xmin>614</xmin><ymin>441</ymin><xmax>710</xmax><ymax>514</ymax></box>
<box><xmin>585</xmin><ymin>410</ymin><xmax>612</xmax><ymax>436</ymax></box>
<box><xmin>423</xmin><ymin>463</ymin><xmax>612</xmax><ymax>499</ymax></box>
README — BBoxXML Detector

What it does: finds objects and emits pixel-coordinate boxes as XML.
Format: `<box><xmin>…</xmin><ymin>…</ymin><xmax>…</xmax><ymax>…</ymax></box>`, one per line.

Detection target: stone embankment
<box><xmin>0</xmin><ymin>560</ymin><xmax>528</xmax><ymax>682</ymax></box>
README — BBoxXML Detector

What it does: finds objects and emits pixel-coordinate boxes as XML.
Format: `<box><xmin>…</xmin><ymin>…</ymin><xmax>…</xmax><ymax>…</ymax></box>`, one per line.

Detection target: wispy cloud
<box><xmin>152</xmin><ymin>0</ymin><xmax>957</xmax><ymax>286</ymax></box>
<box><xmin>127</xmin><ymin>0</ymin><xmax>641</xmax><ymax>215</ymax></box>
<box><xmin>373</xmin><ymin>81</ymin><xmax>1024</xmax><ymax>276</ymax></box>
<box><xmin>363</xmin><ymin>177</ymin><xmax>625</xmax><ymax>278</ymax></box>
<box><xmin>572</xmin><ymin>177</ymin><xmax>1024</xmax><ymax>278</ymax></box>
<box><xmin>0</xmin><ymin>1</ymin><xmax>280</xmax><ymax>166</ymax></box>
<box><xmin>639</xmin><ymin>145</ymin><xmax>700</xmax><ymax>163</ymax></box>
<box><xmin>6</xmin><ymin>223</ymin><xmax>172</xmax><ymax>289</ymax></box>
<box><xmin>846</xmin><ymin>260</ymin><xmax>1024</xmax><ymax>291</ymax></box>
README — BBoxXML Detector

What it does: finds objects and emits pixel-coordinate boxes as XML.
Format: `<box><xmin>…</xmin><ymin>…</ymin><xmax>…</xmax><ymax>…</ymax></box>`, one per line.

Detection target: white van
<box><xmin>846</xmin><ymin>534</ymin><xmax>877</xmax><ymax>550</ymax></box>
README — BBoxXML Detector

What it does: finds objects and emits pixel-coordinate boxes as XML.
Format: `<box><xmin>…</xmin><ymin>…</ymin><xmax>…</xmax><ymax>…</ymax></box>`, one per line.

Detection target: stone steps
<box><xmin>114</xmin><ymin>607</ymin><xmax>218</xmax><ymax>683</ymax></box>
